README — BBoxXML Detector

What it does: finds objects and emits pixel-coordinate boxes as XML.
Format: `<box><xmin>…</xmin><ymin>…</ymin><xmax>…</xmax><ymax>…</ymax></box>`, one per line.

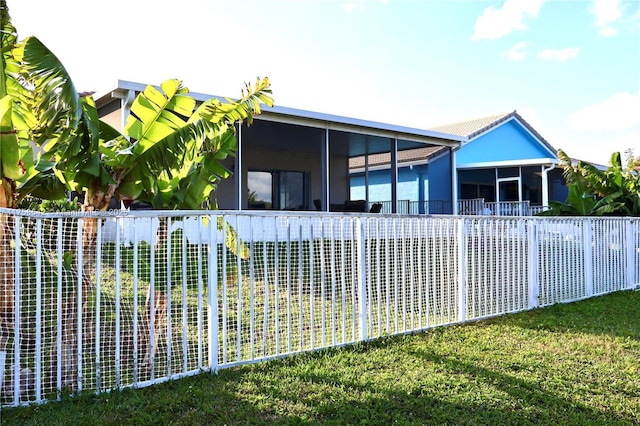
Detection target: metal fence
<box><xmin>0</xmin><ymin>209</ymin><xmax>638</xmax><ymax>407</ymax></box>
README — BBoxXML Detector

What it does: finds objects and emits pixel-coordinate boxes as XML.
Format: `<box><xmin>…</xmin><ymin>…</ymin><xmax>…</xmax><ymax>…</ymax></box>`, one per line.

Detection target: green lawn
<box><xmin>2</xmin><ymin>290</ymin><xmax>639</xmax><ymax>425</ymax></box>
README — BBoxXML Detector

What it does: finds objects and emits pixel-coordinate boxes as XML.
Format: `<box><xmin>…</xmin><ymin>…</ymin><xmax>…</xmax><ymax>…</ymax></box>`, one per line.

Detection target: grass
<box><xmin>2</xmin><ymin>290</ymin><xmax>639</xmax><ymax>425</ymax></box>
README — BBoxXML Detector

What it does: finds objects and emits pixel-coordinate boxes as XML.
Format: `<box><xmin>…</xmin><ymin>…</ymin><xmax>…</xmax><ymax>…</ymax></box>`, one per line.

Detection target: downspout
<box><xmin>541</xmin><ymin>162</ymin><xmax>556</xmax><ymax>208</ymax></box>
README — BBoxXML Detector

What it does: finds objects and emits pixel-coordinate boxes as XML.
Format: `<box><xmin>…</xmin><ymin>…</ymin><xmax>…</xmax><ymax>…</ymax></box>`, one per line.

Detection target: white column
<box><xmin>391</xmin><ymin>139</ymin><xmax>398</xmax><ymax>213</ymax></box>
<box><xmin>322</xmin><ymin>129</ymin><xmax>330</xmax><ymax>211</ymax></box>
<box><xmin>541</xmin><ymin>163</ymin><xmax>556</xmax><ymax>208</ymax></box>
<box><xmin>451</xmin><ymin>148</ymin><xmax>459</xmax><ymax>215</ymax></box>
<box><xmin>235</xmin><ymin>123</ymin><xmax>243</xmax><ymax>210</ymax></box>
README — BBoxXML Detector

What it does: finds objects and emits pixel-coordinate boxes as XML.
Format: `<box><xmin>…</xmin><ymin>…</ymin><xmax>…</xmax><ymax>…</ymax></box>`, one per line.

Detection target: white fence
<box><xmin>0</xmin><ymin>209</ymin><xmax>638</xmax><ymax>407</ymax></box>
<box><xmin>371</xmin><ymin>199</ymin><xmax>547</xmax><ymax>216</ymax></box>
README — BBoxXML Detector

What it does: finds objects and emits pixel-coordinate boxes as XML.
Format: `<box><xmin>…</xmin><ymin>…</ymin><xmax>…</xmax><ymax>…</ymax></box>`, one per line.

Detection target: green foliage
<box><xmin>2</xmin><ymin>0</ymin><xmax>273</xmax><ymax>211</ymax></box>
<box><xmin>540</xmin><ymin>150</ymin><xmax>640</xmax><ymax>216</ymax></box>
<box><xmin>0</xmin><ymin>0</ymin><xmax>75</xmax><ymax>203</ymax></box>
<box><xmin>17</xmin><ymin>195</ymin><xmax>81</xmax><ymax>212</ymax></box>
<box><xmin>124</xmin><ymin>77</ymin><xmax>273</xmax><ymax>210</ymax></box>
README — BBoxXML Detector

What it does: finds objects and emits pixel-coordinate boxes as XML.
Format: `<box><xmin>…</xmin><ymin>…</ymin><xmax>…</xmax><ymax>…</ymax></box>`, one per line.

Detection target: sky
<box><xmin>7</xmin><ymin>0</ymin><xmax>640</xmax><ymax>165</ymax></box>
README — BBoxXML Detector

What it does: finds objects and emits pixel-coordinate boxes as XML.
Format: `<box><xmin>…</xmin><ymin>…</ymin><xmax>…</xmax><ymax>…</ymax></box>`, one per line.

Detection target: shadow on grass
<box><xmin>0</xmin><ymin>371</ymin><xmax>291</xmax><ymax>426</ymax></box>
<box><xmin>241</xmin><ymin>339</ymin><xmax>635</xmax><ymax>426</ymax></box>
<box><xmin>3</xmin><ymin>291</ymin><xmax>639</xmax><ymax>425</ymax></box>
<box><xmin>500</xmin><ymin>290</ymin><xmax>640</xmax><ymax>340</ymax></box>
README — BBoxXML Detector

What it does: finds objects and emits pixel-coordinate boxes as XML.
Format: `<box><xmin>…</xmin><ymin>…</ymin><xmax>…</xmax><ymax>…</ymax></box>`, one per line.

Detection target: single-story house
<box><xmin>96</xmin><ymin>80</ymin><xmax>466</xmax><ymax>213</ymax></box>
<box><xmin>350</xmin><ymin>110</ymin><xmax>569</xmax><ymax>214</ymax></box>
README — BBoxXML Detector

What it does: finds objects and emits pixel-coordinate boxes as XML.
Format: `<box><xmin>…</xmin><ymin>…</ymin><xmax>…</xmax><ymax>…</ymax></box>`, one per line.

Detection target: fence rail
<box><xmin>370</xmin><ymin>199</ymin><xmax>545</xmax><ymax>216</ymax></box>
<box><xmin>0</xmin><ymin>209</ymin><xmax>638</xmax><ymax>407</ymax></box>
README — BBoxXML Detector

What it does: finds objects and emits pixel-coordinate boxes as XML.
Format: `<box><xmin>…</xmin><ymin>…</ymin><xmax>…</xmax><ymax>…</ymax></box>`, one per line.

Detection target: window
<box><xmin>247</xmin><ymin>170</ymin><xmax>308</xmax><ymax>210</ymax></box>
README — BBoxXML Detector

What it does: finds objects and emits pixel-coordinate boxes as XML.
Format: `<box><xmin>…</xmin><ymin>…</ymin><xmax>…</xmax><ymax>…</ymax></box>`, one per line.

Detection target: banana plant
<box><xmin>540</xmin><ymin>150</ymin><xmax>640</xmax><ymax>216</ymax></box>
<box><xmin>1</xmin><ymin>0</ymin><xmax>75</xmax><ymax>363</ymax></box>
<box><xmin>117</xmin><ymin>79</ymin><xmax>270</xmax><ymax>369</ymax></box>
<box><xmin>2</xmin><ymin>0</ymin><xmax>273</xmax><ymax>383</ymax></box>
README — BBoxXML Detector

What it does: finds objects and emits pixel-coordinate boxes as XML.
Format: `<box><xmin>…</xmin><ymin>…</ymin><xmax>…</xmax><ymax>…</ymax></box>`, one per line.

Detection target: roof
<box><xmin>349</xmin><ymin>145</ymin><xmax>447</xmax><ymax>170</ymax></box>
<box><xmin>428</xmin><ymin>110</ymin><xmax>557</xmax><ymax>156</ymax></box>
<box><xmin>97</xmin><ymin>80</ymin><xmax>466</xmax><ymax>148</ymax></box>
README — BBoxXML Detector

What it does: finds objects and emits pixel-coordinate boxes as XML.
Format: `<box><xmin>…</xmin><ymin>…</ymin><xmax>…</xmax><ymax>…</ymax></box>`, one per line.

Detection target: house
<box><xmin>350</xmin><ymin>110</ymin><xmax>568</xmax><ymax>214</ymax></box>
<box><xmin>96</xmin><ymin>80</ymin><xmax>465</xmax><ymax>212</ymax></box>
<box><xmin>432</xmin><ymin>111</ymin><xmax>566</xmax><ymax>213</ymax></box>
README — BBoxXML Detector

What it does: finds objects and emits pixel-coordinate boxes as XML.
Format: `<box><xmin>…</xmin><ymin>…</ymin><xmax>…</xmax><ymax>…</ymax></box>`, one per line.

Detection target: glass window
<box><xmin>247</xmin><ymin>171</ymin><xmax>273</xmax><ymax>209</ymax></box>
<box><xmin>497</xmin><ymin>167</ymin><xmax>519</xmax><ymax>178</ymax></box>
<box><xmin>248</xmin><ymin>170</ymin><xmax>307</xmax><ymax>210</ymax></box>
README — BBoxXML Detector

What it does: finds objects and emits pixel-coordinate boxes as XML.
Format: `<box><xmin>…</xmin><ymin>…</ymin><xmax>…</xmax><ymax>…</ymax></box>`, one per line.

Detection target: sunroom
<box><xmin>96</xmin><ymin>80</ymin><xmax>465</xmax><ymax>213</ymax></box>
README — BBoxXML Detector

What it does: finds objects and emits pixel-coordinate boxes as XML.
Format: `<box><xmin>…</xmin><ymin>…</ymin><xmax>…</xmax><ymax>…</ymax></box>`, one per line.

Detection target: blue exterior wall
<box><xmin>349</xmin><ymin>151</ymin><xmax>452</xmax><ymax>204</ymax></box>
<box><xmin>349</xmin><ymin>119</ymin><xmax>558</xmax><ymax>206</ymax></box>
<box><xmin>350</xmin><ymin>169</ymin><xmax>419</xmax><ymax>202</ymax></box>
<box><xmin>456</xmin><ymin>119</ymin><xmax>552</xmax><ymax>165</ymax></box>
<box><xmin>428</xmin><ymin>152</ymin><xmax>452</xmax><ymax>202</ymax></box>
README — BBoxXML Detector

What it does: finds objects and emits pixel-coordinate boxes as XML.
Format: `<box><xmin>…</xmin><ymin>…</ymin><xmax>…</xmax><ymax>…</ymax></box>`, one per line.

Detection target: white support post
<box><xmin>584</xmin><ymin>219</ymin><xmax>594</xmax><ymax>297</ymax></box>
<box><xmin>236</xmin><ymin>123</ymin><xmax>243</xmax><ymax>210</ymax></box>
<box><xmin>35</xmin><ymin>218</ymin><xmax>42</xmax><ymax>402</ymax></box>
<box><xmin>451</xmin><ymin>148</ymin><xmax>459</xmax><ymax>215</ymax></box>
<box><xmin>322</xmin><ymin>129</ymin><xmax>330</xmax><ymax>211</ymax></box>
<box><xmin>391</xmin><ymin>139</ymin><xmax>398</xmax><ymax>214</ymax></box>
<box><xmin>357</xmin><ymin>218</ymin><xmax>368</xmax><ymax>342</ymax></box>
<box><xmin>208</xmin><ymin>214</ymin><xmax>219</xmax><ymax>373</ymax></box>
<box><xmin>94</xmin><ymin>220</ymin><xmax>102</xmax><ymax>392</ymax></box>
<box><xmin>527</xmin><ymin>219</ymin><xmax>539</xmax><ymax>309</ymax></box>
<box><xmin>76</xmin><ymin>218</ymin><xmax>84</xmax><ymax>393</ymax></box>
<box><xmin>13</xmin><ymin>217</ymin><xmax>21</xmax><ymax>405</ymax></box>
<box><xmin>130</xmin><ymin>220</ymin><xmax>137</xmax><ymax>385</ymax></box>
<box><xmin>457</xmin><ymin>218</ymin><xmax>467</xmax><ymax>323</ymax></box>
<box><xmin>114</xmin><ymin>218</ymin><xmax>122</xmax><ymax>388</ymax></box>
<box><xmin>627</xmin><ymin>219</ymin><xmax>637</xmax><ymax>289</ymax></box>
<box><xmin>0</xmin><ymin>350</ymin><xmax>5</xmax><ymax>401</ymax></box>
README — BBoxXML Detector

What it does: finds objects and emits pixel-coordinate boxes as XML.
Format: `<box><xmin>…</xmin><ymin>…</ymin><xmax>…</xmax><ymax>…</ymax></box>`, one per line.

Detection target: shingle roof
<box><xmin>349</xmin><ymin>145</ymin><xmax>448</xmax><ymax>169</ymax></box>
<box><xmin>429</xmin><ymin>112</ymin><xmax>512</xmax><ymax>138</ymax></box>
<box><xmin>428</xmin><ymin>110</ymin><xmax>557</xmax><ymax>156</ymax></box>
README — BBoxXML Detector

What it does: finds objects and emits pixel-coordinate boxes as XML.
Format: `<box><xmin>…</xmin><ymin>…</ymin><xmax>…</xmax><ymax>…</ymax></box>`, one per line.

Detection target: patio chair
<box><xmin>369</xmin><ymin>203</ymin><xmax>383</xmax><ymax>213</ymax></box>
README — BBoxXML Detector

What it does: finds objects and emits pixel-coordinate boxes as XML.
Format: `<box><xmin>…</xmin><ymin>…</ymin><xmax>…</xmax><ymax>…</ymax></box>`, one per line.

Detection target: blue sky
<box><xmin>8</xmin><ymin>0</ymin><xmax>640</xmax><ymax>165</ymax></box>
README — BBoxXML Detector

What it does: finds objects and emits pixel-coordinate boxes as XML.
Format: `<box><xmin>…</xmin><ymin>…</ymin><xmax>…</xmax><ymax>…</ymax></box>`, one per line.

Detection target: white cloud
<box><xmin>343</xmin><ymin>0</ymin><xmax>388</xmax><ymax>12</ymax></box>
<box><xmin>568</xmin><ymin>91</ymin><xmax>640</xmax><ymax>131</ymax></box>
<box><xmin>598</xmin><ymin>25</ymin><xmax>619</xmax><ymax>36</ymax></box>
<box><xmin>472</xmin><ymin>0</ymin><xmax>545</xmax><ymax>41</ymax></box>
<box><xmin>517</xmin><ymin>107</ymin><xmax>541</xmax><ymax>129</ymax></box>
<box><xmin>344</xmin><ymin>1</ymin><xmax>365</xmax><ymax>12</ymax></box>
<box><xmin>502</xmin><ymin>41</ymin><xmax>529</xmax><ymax>61</ymax></box>
<box><xmin>537</xmin><ymin>47</ymin><xmax>580</xmax><ymax>62</ymax></box>
<box><xmin>590</xmin><ymin>0</ymin><xmax>622</xmax><ymax>36</ymax></box>
<box><xmin>607</xmin><ymin>131</ymin><xmax>640</xmax><ymax>157</ymax></box>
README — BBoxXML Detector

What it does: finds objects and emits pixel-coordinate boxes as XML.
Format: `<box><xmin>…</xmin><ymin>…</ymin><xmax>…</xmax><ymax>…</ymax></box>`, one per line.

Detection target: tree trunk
<box><xmin>0</xmin><ymin>179</ymin><xmax>15</xmax><ymax>349</ymax></box>
<box><xmin>138</xmin><ymin>217</ymin><xmax>169</xmax><ymax>375</ymax></box>
<box><xmin>56</xmin><ymin>194</ymin><xmax>105</xmax><ymax>390</ymax></box>
<box><xmin>138</xmin><ymin>288</ymin><xmax>168</xmax><ymax>374</ymax></box>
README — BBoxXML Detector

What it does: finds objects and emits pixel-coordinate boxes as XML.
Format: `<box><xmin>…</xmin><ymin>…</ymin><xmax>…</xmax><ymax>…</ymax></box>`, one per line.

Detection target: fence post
<box><xmin>357</xmin><ymin>218</ymin><xmax>367</xmax><ymax>342</ymax></box>
<box><xmin>208</xmin><ymin>214</ymin><xmax>219</xmax><ymax>373</ymax></box>
<box><xmin>584</xmin><ymin>219</ymin><xmax>593</xmax><ymax>297</ymax></box>
<box><xmin>13</xmin><ymin>216</ymin><xmax>21</xmax><ymax>406</ymax></box>
<box><xmin>457</xmin><ymin>217</ymin><xmax>467</xmax><ymax>323</ymax></box>
<box><xmin>627</xmin><ymin>219</ymin><xmax>637</xmax><ymax>290</ymax></box>
<box><xmin>527</xmin><ymin>219</ymin><xmax>539</xmax><ymax>309</ymax></box>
